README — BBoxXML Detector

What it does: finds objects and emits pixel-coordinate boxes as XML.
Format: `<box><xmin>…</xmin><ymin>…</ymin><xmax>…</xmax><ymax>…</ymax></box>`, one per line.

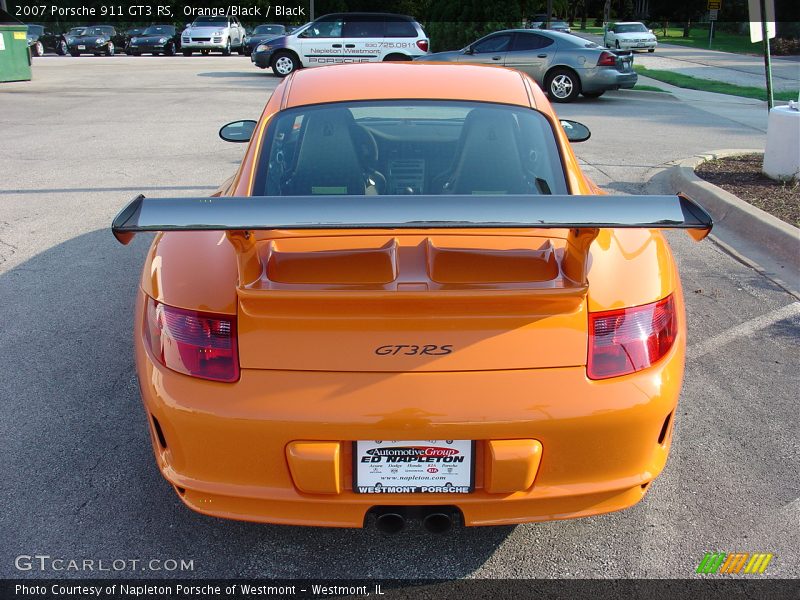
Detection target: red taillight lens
<box><xmin>144</xmin><ymin>297</ymin><xmax>239</xmax><ymax>383</ymax></box>
<box><xmin>587</xmin><ymin>295</ymin><xmax>677</xmax><ymax>380</ymax></box>
<box><xmin>597</xmin><ymin>51</ymin><xmax>617</xmax><ymax>66</ymax></box>
<box><xmin>416</xmin><ymin>39</ymin><xmax>429</xmax><ymax>52</ymax></box>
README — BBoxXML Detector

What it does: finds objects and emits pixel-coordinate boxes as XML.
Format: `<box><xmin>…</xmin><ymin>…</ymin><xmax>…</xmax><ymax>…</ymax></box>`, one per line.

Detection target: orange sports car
<box><xmin>112</xmin><ymin>63</ymin><xmax>712</xmax><ymax>533</ymax></box>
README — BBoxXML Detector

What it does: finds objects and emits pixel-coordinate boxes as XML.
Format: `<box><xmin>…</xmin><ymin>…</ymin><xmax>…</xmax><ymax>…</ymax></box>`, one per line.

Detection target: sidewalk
<box><xmin>576</xmin><ymin>32</ymin><xmax>800</xmax><ymax>93</ymax></box>
<box><xmin>636</xmin><ymin>74</ymin><xmax>770</xmax><ymax>132</ymax></box>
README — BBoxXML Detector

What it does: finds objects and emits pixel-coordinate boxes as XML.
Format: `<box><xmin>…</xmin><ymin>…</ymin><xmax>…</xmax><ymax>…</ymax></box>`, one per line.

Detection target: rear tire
<box><xmin>545</xmin><ymin>68</ymin><xmax>581</xmax><ymax>103</ymax></box>
<box><xmin>271</xmin><ymin>51</ymin><xmax>299</xmax><ymax>77</ymax></box>
<box><xmin>165</xmin><ymin>42</ymin><xmax>176</xmax><ymax>56</ymax></box>
<box><xmin>238</xmin><ymin>41</ymin><xmax>247</xmax><ymax>55</ymax></box>
<box><xmin>57</xmin><ymin>40</ymin><xmax>67</xmax><ymax>55</ymax></box>
<box><xmin>105</xmin><ymin>42</ymin><xmax>115</xmax><ymax>56</ymax></box>
<box><xmin>221</xmin><ymin>40</ymin><xmax>231</xmax><ymax>56</ymax></box>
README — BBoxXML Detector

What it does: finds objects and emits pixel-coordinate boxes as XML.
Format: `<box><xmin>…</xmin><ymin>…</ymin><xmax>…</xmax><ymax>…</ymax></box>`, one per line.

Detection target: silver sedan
<box><xmin>416</xmin><ymin>29</ymin><xmax>637</xmax><ymax>103</ymax></box>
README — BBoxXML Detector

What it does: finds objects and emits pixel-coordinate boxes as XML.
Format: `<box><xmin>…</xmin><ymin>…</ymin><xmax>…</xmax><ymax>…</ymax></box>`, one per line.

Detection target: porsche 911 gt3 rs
<box><xmin>112</xmin><ymin>62</ymin><xmax>711</xmax><ymax>531</ymax></box>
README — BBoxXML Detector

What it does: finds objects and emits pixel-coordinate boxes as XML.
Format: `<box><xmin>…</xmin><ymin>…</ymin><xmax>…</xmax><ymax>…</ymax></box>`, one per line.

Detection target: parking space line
<box><xmin>687</xmin><ymin>302</ymin><xmax>800</xmax><ymax>359</ymax></box>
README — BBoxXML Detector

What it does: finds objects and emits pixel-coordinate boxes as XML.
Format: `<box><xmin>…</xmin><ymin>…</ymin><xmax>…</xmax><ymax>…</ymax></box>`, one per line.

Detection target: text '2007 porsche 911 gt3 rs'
<box><xmin>112</xmin><ymin>62</ymin><xmax>712</xmax><ymax>532</ymax></box>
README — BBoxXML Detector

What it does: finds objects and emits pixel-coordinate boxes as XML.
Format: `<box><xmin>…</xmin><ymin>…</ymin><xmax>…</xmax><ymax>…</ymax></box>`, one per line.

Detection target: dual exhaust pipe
<box><xmin>374</xmin><ymin>508</ymin><xmax>457</xmax><ymax>534</ymax></box>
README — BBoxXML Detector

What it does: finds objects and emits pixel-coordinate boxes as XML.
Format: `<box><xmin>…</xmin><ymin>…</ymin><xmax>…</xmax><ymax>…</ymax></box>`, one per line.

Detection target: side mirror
<box><xmin>463</xmin><ymin>46</ymin><xmax>473</xmax><ymax>55</ymax></box>
<box><xmin>219</xmin><ymin>120</ymin><xmax>257</xmax><ymax>143</ymax></box>
<box><xmin>560</xmin><ymin>120</ymin><xmax>591</xmax><ymax>142</ymax></box>
<box><xmin>649</xmin><ymin>29</ymin><xmax>654</xmax><ymax>33</ymax></box>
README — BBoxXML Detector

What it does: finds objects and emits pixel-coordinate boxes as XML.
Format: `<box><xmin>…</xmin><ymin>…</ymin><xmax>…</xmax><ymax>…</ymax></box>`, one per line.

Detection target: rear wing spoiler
<box><xmin>112</xmin><ymin>193</ymin><xmax>712</xmax><ymax>244</ymax></box>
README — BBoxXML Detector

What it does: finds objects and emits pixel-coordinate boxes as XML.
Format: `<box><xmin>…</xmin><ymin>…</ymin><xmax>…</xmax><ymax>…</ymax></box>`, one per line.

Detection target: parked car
<box><xmin>417</xmin><ymin>29</ymin><xmax>636</xmax><ymax>102</ymax></box>
<box><xmin>25</xmin><ymin>24</ymin><xmax>67</xmax><ymax>56</ymax></box>
<box><xmin>243</xmin><ymin>23</ymin><xmax>286</xmax><ymax>55</ymax></box>
<box><xmin>416</xmin><ymin>29</ymin><xmax>638</xmax><ymax>102</ymax></box>
<box><xmin>251</xmin><ymin>13</ymin><xmax>429</xmax><ymax>77</ymax></box>
<box><xmin>122</xmin><ymin>26</ymin><xmax>146</xmax><ymax>54</ymax></box>
<box><xmin>603</xmin><ymin>22</ymin><xmax>657</xmax><ymax>52</ymax></box>
<box><xmin>181</xmin><ymin>15</ymin><xmax>246</xmax><ymax>56</ymax></box>
<box><xmin>67</xmin><ymin>25</ymin><xmax>123</xmax><ymax>56</ymax></box>
<box><xmin>111</xmin><ymin>61</ymin><xmax>712</xmax><ymax>531</ymax></box>
<box><xmin>127</xmin><ymin>25</ymin><xmax>181</xmax><ymax>56</ymax></box>
<box><xmin>530</xmin><ymin>19</ymin><xmax>572</xmax><ymax>33</ymax></box>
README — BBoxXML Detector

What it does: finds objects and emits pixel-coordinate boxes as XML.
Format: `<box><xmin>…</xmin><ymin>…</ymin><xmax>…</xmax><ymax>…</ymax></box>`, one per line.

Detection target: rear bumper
<box><xmin>618</xmin><ymin>40</ymin><xmax>658</xmax><ymax>50</ymax></box>
<box><xmin>582</xmin><ymin>69</ymin><xmax>638</xmax><ymax>93</ymax></box>
<box><xmin>135</xmin><ymin>292</ymin><xmax>684</xmax><ymax>527</ymax></box>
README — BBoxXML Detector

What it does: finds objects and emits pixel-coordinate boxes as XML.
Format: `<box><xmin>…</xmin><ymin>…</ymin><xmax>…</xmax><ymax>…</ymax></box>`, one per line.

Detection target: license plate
<box><xmin>353</xmin><ymin>440</ymin><xmax>474</xmax><ymax>494</ymax></box>
<box><xmin>636</xmin><ymin>43</ymin><xmax>646</xmax><ymax>47</ymax></box>
<box><xmin>78</xmin><ymin>45</ymin><xmax>85</xmax><ymax>50</ymax></box>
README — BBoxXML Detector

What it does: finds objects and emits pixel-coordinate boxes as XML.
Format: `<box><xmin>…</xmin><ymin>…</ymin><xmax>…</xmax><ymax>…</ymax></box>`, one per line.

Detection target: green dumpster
<box><xmin>0</xmin><ymin>10</ymin><xmax>32</xmax><ymax>83</ymax></box>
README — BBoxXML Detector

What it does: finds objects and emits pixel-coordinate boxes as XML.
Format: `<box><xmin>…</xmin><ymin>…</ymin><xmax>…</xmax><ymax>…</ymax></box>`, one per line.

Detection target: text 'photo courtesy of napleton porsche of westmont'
<box><xmin>1</xmin><ymin>0</ymin><xmax>798</xmax><ymax>597</ymax></box>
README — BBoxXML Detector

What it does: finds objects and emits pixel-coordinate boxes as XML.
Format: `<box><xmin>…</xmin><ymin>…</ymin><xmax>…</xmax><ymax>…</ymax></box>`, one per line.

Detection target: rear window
<box><xmin>385</xmin><ymin>18</ymin><xmax>418</xmax><ymax>38</ymax></box>
<box><xmin>253</xmin><ymin>101</ymin><xmax>567</xmax><ymax>197</ymax></box>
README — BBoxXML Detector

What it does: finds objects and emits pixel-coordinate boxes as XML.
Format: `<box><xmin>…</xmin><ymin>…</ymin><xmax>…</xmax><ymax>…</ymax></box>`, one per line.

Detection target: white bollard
<box><xmin>763</xmin><ymin>103</ymin><xmax>800</xmax><ymax>181</ymax></box>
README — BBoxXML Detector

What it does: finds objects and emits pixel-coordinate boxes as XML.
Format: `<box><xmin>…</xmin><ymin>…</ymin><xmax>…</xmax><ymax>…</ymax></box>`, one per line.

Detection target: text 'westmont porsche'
<box><xmin>112</xmin><ymin>62</ymin><xmax>711</xmax><ymax>531</ymax></box>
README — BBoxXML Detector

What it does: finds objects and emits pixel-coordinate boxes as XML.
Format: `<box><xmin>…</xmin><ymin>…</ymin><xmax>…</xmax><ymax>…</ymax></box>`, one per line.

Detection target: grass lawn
<box><xmin>634</xmin><ymin>65</ymin><xmax>796</xmax><ymax>101</ymax></box>
<box><xmin>654</xmin><ymin>27</ymin><xmax>762</xmax><ymax>55</ymax></box>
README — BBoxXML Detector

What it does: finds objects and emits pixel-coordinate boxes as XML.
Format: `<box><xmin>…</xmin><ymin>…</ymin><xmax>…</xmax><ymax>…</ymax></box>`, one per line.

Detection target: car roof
<box><xmin>496</xmin><ymin>28</ymin><xmax>584</xmax><ymax>42</ymax></box>
<box><xmin>612</xmin><ymin>21</ymin><xmax>646</xmax><ymax>24</ymax></box>
<box><xmin>284</xmin><ymin>63</ymin><xmax>533</xmax><ymax>110</ymax></box>
<box><xmin>317</xmin><ymin>12</ymin><xmax>416</xmax><ymax>21</ymax></box>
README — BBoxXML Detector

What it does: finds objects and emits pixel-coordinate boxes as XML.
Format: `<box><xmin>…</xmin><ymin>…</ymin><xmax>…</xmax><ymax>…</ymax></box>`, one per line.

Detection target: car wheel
<box><xmin>272</xmin><ymin>51</ymin><xmax>298</xmax><ymax>77</ymax></box>
<box><xmin>182</xmin><ymin>49</ymin><xmax>192</xmax><ymax>56</ymax></box>
<box><xmin>221</xmin><ymin>40</ymin><xmax>231</xmax><ymax>56</ymax></box>
<box><xmin>582</xmin><ymin>91</ymin><xmax>604</xmax><ymax>99</ymax></box>
<box><xmin>238</xmin><ymin>42</ymin><xmax>247</xmax><ymax>55</ymax></box>
<box><xmin>648</xmin><ymin>48</ymin><xmax>655</xmax><ymax>53</ymax></box>
<box><xmin>106</xmin><ymin>42</ymin><xmax>114</xmax><ymax>56</ymax></box>
<box><xmin>383</xmin><ymin>53</ymin><xmax>410</xmax><ymax>61</ymax></box>
<box><xmin>165</xmin><ymin>42</ymin><xmax>176</xmax><ymax>56</ymax></box>
<box><xmin>32</xmin><ymin>41</ymin><xmax>44</xmax><ymax>57</ymax></box>
<box><xmin>57</xmin><ymin>40</ymin><xmax>67</xmax><ymax>55</ymax></box>
<box><xmin>545</xmin><ymin>68</ymin><xmax>581</xmax><ymax>103</ymax></box>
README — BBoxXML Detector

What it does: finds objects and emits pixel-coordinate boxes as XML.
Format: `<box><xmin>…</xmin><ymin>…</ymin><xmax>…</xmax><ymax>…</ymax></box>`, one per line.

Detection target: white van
<box><xmin>252</xmin><ymin>13</ymin><xmax>430</xmax><ymax>76</ymax></box>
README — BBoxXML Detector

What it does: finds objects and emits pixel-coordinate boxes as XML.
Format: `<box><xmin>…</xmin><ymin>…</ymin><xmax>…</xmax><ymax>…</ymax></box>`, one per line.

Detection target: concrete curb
<box><xmin>665</xmin><ymin>149</ymin><xmax>800</xmax><ymax>298</ymax></box>
<box><xmin>668</xmin><ymin>150</ymin><xmax>800</xmax><ymax>286</ymax></box>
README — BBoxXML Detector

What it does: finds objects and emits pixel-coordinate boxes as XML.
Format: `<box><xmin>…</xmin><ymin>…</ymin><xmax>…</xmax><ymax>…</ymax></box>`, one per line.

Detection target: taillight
<box><xmin>587</xmin><ymin>295</ymin><xmax>677</xmax><ymax>380</ymax></box>
<box><xmin>597</xmin><ymin>51</ymin><xmax>617</xmax><ymax>67</ymax></box>
<box><xmin>144</xmin><ymin>297</ymin><xmax>239</xmax><ymax>382</ymax></box>
<box><xmin>416</xmin><ymin>39</ymin><xmax>429</xmax><ymax>52</ymax></box>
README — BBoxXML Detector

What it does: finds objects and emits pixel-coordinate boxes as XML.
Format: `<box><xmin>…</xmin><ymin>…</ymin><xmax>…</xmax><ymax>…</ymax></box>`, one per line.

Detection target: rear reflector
<box><xmin>597</xmin><ymin>51</ymin><xmax>617</xmax><ymax>67</ymax></box>
<box><xmin>587</xmin><ymin>295</ymin><xmax>677</xmax><ymax>380</ymax></box>
<box><xmin>417</xmin><ymin>39</ymin><xmax>429</xmax><ymax>52</ymax></box>
<box><xmin>144</xmin><ymin>297</ymin><xmax>239</xmax><ymax>382</ymax></box>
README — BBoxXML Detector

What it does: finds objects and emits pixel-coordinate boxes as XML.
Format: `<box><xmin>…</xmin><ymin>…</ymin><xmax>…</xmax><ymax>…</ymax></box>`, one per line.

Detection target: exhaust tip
<box><xmin>375</xmin><ymin>512</ymin><xmax>405</xmax><ymax>534</ymax></box>
<box><xmin>422</xmin><ymin>512</ymin><xmax>453</xmax><ymax>534</ymax></box>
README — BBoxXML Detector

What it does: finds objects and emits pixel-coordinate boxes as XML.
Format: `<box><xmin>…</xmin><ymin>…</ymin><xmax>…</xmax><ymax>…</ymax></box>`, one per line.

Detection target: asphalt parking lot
<box><xmin>1</xmin><ymin>56</ymin><xmax>798</xmax><ymax>580</ymax></box>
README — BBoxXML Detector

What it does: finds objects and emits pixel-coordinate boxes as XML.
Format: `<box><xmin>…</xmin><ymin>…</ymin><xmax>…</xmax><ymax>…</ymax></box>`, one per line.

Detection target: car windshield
<box><xmin>68</xmin><ymin>27</ymin><xmax>85</xmax><ymax>36</ymax></box>
<box><xmin>27</xmin><ymin>25</ymin><xmax>43</xmax><ymax>36</ymax></box>
<box><xmin>83</xmin><ymin>27</ymin><xmax>111</xmax><ymax>37</ymax></box>
<box><xmin>551</xmin><ymin>21</ymin><xmax>569</xmax><ymax>27</ymax></box>
<box><xmin>616</xmin><ymin>23</ymin><xmax>648</xmax><ymax>33</ymax></box>
<box><xmin>254</xmin><ymin>101</ymin><xmax>568</xmax><ymax>196</ymax></box>
<box><xmin>193</xmin><ymin>17</ymin><xmax>227</xmax><ymax>26</ymax></box>
<box><xmin>254</xmin><ymin>25</ymin><xmax>284</xmax><ymax>35</ymax></box>
<box><xmin>143</xmin><ymin>26</ymin><xmax>174</xmax><ymax>35</ymax></box>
